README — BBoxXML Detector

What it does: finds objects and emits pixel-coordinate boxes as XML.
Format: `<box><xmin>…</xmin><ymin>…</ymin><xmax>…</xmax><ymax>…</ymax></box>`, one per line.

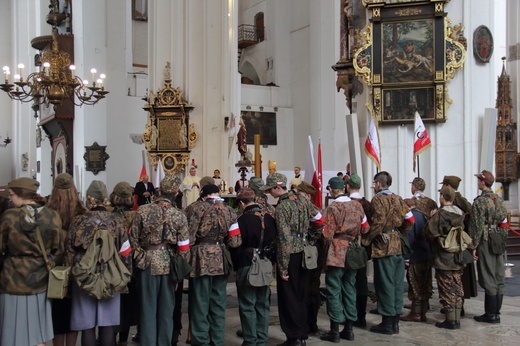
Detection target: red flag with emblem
<box><xmin>413</xmin><ymin>111</ymin><xmax>431</xmax><ymax>172</ymax></box>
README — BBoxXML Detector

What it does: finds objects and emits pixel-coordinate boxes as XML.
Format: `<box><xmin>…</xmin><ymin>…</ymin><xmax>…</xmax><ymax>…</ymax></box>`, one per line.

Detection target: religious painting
<box><xmin>241</xmin><ymin>111</ymin><xmax>277</xmax><ymax>146</ymax></box>
<box><xmin>382</xmin><ymin>87</ymin><xmax>435</xmax><ymax>122</ymax></box>
<box><xmin>473</xmin><ymin>25</ymin><xmax>493</xmax><ymax>63</ymax></box>
<box><xmin>354</xmin><ymin>0</ymin><xmax>466</xmax><ymax>124</ymax></box>
<box><xmin>382</xmin><ymin>20</ymin><xmax>434</xmax><ymax>84</ymax></box>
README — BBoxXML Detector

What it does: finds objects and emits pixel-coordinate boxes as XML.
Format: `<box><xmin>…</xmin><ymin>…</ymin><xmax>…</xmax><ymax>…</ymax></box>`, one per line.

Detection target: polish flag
<box><xmin>364</xmin><ymin>117</ymin><xmax>381</xmax><ymax>170</ymax></box>
<box><xmin>155</xmin><ymin>158</ymin><xmax>166</xmax><ymax>187</ymax></box>
<box><xmin>413</xmin><ymin>112</ymin><xmax>432</xmax><ymax>172</ymax></box>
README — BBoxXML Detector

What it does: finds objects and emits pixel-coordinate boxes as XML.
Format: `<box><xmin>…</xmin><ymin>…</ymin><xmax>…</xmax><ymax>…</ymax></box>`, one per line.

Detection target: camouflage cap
<box><xmin>86</xmin><ymin>180</ymin><xmax>108</xmax><ymax>200</ymax></box>
<box><xmin>8</xmin><ymin>177</ymin><xmax>40</xmax><ymax>193</ymax></box>
<box><xmin>236</xmin><ymin>187</ymin><xmax>255</xmax><ymax>200</ymax></box>
<box><xmin>200</xmin><ymin>176</ymin><xmax>215</xmax><ymax>187</ymax></box>
<box><xmin>345</xmin><ymin>173</ymin><xmax>361</xmax><ymax>189</ymax></box>
<box><xmin>160</xmin><ymin>174</ymin><xmax>181</xmax><ymax>195</ymax></box>
<box><xmin>439</xmin><ymin>175</ymin><xmax>461</xmax><ymax>190</ymax></box>
<box><xmin>54</xmin><ymin>173</ymin><xmax>74</xmax><ymax>190</ymax></box>
<box><xmin>260</xmin><ymin>173</ymin><xmax>287</xmax><ymax>191</ymax></box>
<box><xmin>439</xmin><ymin>186</ymin><xmax>455</xmax><ymax>202</ymax></box>
<box><xmin>113</xmin><ymin>181</ymin><xmax>133</xmax><ymax>198</ymax></box>
<box><xmin>248</xmin><ymin>177</ymin><xmax>265</xmax><ymax>192</ymax></box>
<box><xmin>328</xmin><ymin>177</ymin><xmax>345</xmax><ymax>190</ymax></box>
<box><xmin>297</xmin><ymin>181</ymin><xmax>317</xmax><ymax>195</ymax></box>
<box><xmin>410</xmin><ymin>177</ymin><xmax>426</xmax><ymax>191</ymax></box>
<box><xmin>474</xmin><ymin>170</ymin><xmax>494</xmax><ymax>186</ymax></box>
<box><xmin>0</xmin><ymin>185</ymin><xmax>9</xmax><ymax>199</ymax></box>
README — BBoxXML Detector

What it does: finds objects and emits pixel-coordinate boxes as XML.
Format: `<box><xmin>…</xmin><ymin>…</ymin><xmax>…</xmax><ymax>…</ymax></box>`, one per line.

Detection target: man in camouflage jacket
<box><xmin>130</xmin><ymin>175</ymin><xmax>190</xmax><ymax>345</ymax></box>
<box><xmin>366</xmin><ymin>172</ymin><xmax>414</xmax><ymax>335</ymax></box>
<box><xmin>469</xmin><ymin>170</ymin><xmax>508</xmax><ymax>324</ymax></box>
<box><xmin>260</xmin><ymin>173</ymin><xmax>324</xmax><ymax>346</ymax></box>
<box><xmin>187</xmin><ymin>184</ymin><xmax>241</xmax><ymax>345</ymax></box>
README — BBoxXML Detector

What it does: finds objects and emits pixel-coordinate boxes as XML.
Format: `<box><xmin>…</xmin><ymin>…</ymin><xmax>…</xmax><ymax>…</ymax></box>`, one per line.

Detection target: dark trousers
<box><xmin>373</xmin><ymin>255</ymin><xmax>405</xmax><ymax>317</ymax></box>
<box><xmin>325</xmin><ymin>266</ymin><xmax>357</xmax><ymax>322</ymax></box>
<box><xmin>173</xmin><ymin>279</ymin><xmax>184</xmax><ymax>332</ymax></box>
<box><xmin>138</xmin><ymin>267</ymin><xmax>175</xmax><ymax>346</ymax></box>
<box><xmin>277</xmin><ymin>252</ymin><xmax>309</xmax><ymax>340</ymax></box>
<box><xmin>477</xmin><ymin>240</ymin><xmax>505</xmax><ymax>295</ymax></box>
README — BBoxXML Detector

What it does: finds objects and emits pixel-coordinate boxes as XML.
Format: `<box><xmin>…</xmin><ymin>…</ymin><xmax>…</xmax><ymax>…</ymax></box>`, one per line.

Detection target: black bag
<box><xmin>222</xmin><ymin>245</ymin><xmax>234</xmax><ymax>275</ymax></box>
<box><xmin>346</xmin><ymin>237</ymin><xmax>368</xmax><ymax>270</ymax></box>
<box><xmin>488</xmin><ymin>232</ymin><xmax>507</xmax><ymax>255</ymax></box>
<box><xmin>170</xmin><ymin>251</ymin><xmax>193</xmax><ymax>283</ymax></box>
<box><xmin>454</xmin><ymin>249</ymin><xmax>474</xmax><ymax>265</ymax></box>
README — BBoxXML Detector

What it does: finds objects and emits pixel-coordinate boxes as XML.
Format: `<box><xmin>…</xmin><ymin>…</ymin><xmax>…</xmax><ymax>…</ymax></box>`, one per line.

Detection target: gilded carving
<box><xmin>353</xmin><ymin>24</ymin><xmax>373</xmax><ymax>86</ymax></box>
<box><xmin>395</xmin><ymin>8</ymin><xmax>422</xmax><ymax>16</ymax></box>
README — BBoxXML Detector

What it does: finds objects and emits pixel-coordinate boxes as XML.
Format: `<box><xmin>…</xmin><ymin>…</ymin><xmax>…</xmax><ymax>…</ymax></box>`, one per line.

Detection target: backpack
<box><xmin>71</xmin><ymin>216</ymin><xmax>131</xmax><ymax>299</ymax></box>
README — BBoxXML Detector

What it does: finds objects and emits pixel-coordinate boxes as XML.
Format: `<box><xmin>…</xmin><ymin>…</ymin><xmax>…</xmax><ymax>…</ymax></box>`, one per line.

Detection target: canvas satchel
<box><xmin>346</xmin><ymin>236</ymin><xmax>368</xmax><ymax>270</ymax></box>
<box><xmin>302</xmin><ymin>240</ymin><xmax>318</xmax><ymax>270</ymax></box>
<box><xmin>438</xmin><ymin>226</ymin><xmax>472</xmax><ymax>253</ymax></box>
<box><xmin>247</xmin><ymin>211</ymin><xmax>274</xmax><ymax>287</ymax></box>
<box><xmin>36</xmin><ymin>228</ymin><xmax>70</xmax><ymax>299</ymax></box>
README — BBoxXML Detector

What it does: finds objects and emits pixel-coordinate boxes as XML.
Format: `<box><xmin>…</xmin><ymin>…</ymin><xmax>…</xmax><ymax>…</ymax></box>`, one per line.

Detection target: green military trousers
<box><xmin>138</xmin><ymin>267</ymin><xmax>175</xmax><ymax>346</ymax></box>
<box><xmin>188</xmin><ymin>275</ymin><xmax>228</xmax><ymax>345</ymax></box>
<box><xmin>325</xmin><ymin>266</ymin><xmax>357</xmax><ymax>323</ymax></box>
<box><xmin>373</xmin><ymin>255</ymin><xmax>405</xmax><ymax>317</ymax></box>
<box><xmin>236</xmin><ymin>266</ymin><xmax>270</xmax><ymax>346</ymax></box>
<box><xmin>477</xmin><ymin>240</ymin><xmax>505</xmax><ymax>295</ymax></box>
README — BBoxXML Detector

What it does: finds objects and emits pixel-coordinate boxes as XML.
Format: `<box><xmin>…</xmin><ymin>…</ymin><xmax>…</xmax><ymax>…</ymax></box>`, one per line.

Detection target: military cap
<box><xmin>260</xmin><ymin>173</ymin><xmax>287</xmax><ymax>191</ymax></box>
<box><xmin>54</xmin><ymin>173</ymin><xmax>74</xmax><ymax>190</ymax></box>
<box><xmin>0</xmin><ymin>185</ymin><xmax>9</xmax><ymax>199</ymax></box>
<box><xmin>86</xmin><ymin>180</ymin><xmax>108</xmax><ymax>200</ymax></box>
<box><xmin>439</xmin><ymin>186</ymin><xmax>455</xmax><ymax>202</ymax></box>
<box><xmin>249</xmin><ymin>177</ymin><xmax>265</xmax><ymax>192</ymax></box>
<box><xmin>410</xmin><ymin>177</ymin><xmax>426</xmax><ymax>191</ymax></box>
<box><xmin>236</xmin><ymin>187</ymin><xmax>255</xmax><ymax>200</ymax></box>
<box><xmin>8</xmin><ymin>177</ymin><xmax>40</xmax><ymax>193</ymax></box>
<box><xmin>345</xmin><ymin>173</ymin><xmax>361</xmax><ymax>189</ymax></box>
<box><xmin>297</xmin><ymin>181</ymin><xmax>317</xmax><ymax>195</ymax></box>
<box><xmin>475</xmin><ymin>170</ymin><xmax>494</xmax><ymax>186</ymax></box>
<box><xmin>328</xmin><ymin>177</ymin><xmax>345</xmax><ymax>190</ymax></box>
<box><xmin>113</xmin><ymin>181</ymin><xmax>133</xmax><ymax>198</ymax></box>
<box><xmin>160</xmin><ymin>174</ymin><xmax>181</xmax><ymax>195</ymax></box>
<box><xmin>200</xmin><ymin>176</ymin><xmax>215</xmax><ymax>187</ymax></box>
<box><xmin>201</xmin><ymin>184</ymin><xmax>220</xmax><ymax>197</ymax></box>
<box><xmin>439</xmin><ymin>175</ymin><xmax>461</xmax><ymax>190</ymax></box>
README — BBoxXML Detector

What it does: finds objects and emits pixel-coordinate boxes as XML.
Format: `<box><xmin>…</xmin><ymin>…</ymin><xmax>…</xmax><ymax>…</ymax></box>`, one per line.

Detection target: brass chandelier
<box><xmin>0</xmin><ymin>28</ymin><xmax>108</xmax><ymax>108</ymax></box>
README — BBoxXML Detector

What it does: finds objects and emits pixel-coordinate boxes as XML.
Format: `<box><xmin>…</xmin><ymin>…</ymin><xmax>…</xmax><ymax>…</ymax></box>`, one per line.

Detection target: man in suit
<box><xmin>134</xmin><ymin>175</ymin><xmax>155</xmax><ymax>206</ymax></box>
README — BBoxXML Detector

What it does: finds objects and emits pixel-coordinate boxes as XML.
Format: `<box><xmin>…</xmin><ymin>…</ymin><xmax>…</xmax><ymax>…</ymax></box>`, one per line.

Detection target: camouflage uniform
<box><xmin>187</xmin><ymin>198</ymin><xmax>241</xmax><ymax>345</ymax></box>
<box><xmin>130</xmin><ymin>197</ymin><xmax>189</xmax><ymax>346</ymax></box>
<box><xmin>469</xmin><ymin>189</ymin><xmax>508</xmax><ymax>323</ymax></box>
<box><xmin>275</xmin><ymin>190</ymin><xmax>324</xmax><ymax>341</ymax></box>
<box><xmin>367</xmin><ymin>190</ymin><xmax>414</xmax><ymax>333</ymax></box>
<box><xmin>425</xmin><ymin>205</ymin><xmax>466</xmax><ymax>321</ymax></box>
<box><xmin>323</xmin><ymin>195</ymin><xmax>369</xmax><ymax>325</ymax></box>
<box><xmin>0</xmin><ymin>204</ymin><xmax>63</xmax><ymax>346</ymax></box>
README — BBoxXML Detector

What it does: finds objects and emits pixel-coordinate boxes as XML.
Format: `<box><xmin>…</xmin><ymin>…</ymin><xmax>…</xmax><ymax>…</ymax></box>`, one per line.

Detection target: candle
<box><xmin>17</xmin><ymin>63</ymin><xmax>24</xmax><ymax>80</ymax></box>
<box><xmin>82</xmin><ymin>80</ymin><xmax>88</xmax><ymax>91</ymax></box>
<box><xmin>96</xmin><ymin>78</ymin><xmax>102</xmax><ymax>87</ymax></box>
<box><xmin>2</xmin><ymin>66</ymin><xmax>9</xmax><ymax>83</ymax></box>
<box><xmin>90</xmin><ymin>68</ymin><xmax>97</xmax><ymax>84</ymax></box>
<box><xmin>69</xmin><ymin>65</ymin><xmax>76</xmax><ymax>78</ymax></box>
<box><xmin>14</xmin><ymin>74</ymin><xmax>20</xmax><ymax>82</ymax></box>
<box><xmin>43</xmin><ymin>62</ymin><xmax>50</xmax><ymax>76</ymax></box>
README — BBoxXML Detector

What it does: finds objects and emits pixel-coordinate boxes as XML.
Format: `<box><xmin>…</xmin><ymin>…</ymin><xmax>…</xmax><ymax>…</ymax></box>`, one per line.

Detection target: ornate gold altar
<box><xmin>142</xmin><ymin>62</ymin><xmax>198</xmax><ymax>173</ymax></box>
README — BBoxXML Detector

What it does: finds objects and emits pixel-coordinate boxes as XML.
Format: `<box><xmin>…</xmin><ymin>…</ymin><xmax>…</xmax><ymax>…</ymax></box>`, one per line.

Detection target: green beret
<box><xmin>86</xmin><ymin>180</ymin><xmax>108</xmax><ymax>200</ymax></box>
<box><xmin>8</xmin><ymin>177</ymin><xmax>40</xmax><ymax>193</ymax></box>
<box><xmin>54</xmin><ymin>173</ymin><xmax>74</xmax><ymax>190</ymax></box>
<box><xmin>113</xmin><ymin>181</ymin><xmax>133</xmax><ymax>198</ymax></box>
<box><xmin>328</xmin><ymin>177</ymin><xmax>345</xmax><ymax>190</ymax></box>
<box><xmin>345</xmin><ymin>173</ymin><xmax>361</xmax><ymax>189</ymax></box>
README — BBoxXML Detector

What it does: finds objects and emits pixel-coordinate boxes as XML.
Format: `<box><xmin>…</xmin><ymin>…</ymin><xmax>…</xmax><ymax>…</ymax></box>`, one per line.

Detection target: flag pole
<box><xmin>417</xmin><ymin>156</ymin><xmax>420</xmax><ymax>178</ymax></box>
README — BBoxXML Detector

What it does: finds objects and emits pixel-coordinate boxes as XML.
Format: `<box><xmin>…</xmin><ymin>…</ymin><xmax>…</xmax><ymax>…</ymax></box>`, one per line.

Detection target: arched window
<box><xmin>255</xmin><ymin>13</ymin><xmax>264</xmax><ymax>42</ymax></box>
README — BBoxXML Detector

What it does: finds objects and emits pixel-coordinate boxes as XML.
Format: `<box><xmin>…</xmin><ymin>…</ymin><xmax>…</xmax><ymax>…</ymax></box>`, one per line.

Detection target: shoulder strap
<box><xmin>36</xmin><ymin>228</ymin><xmax>51</xmax><ymax>271</ymax></box>
<box><xmin>254</xmin><ymin>210</ymin><xmax>266</xmax><ymax>249</ymax></box>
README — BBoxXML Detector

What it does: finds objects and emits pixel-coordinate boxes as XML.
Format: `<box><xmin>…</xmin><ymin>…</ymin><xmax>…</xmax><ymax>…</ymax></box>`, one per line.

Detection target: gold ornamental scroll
<box><xmin>254</xmin><ymin>134</ymin><xmax>262</xmax><ymax>178</ymax></box>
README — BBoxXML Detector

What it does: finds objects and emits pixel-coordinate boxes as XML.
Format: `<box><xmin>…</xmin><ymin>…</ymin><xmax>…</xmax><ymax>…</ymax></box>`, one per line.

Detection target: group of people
<box><xmin>0</xmin><ymin>166</ymin><xmax>509</xmax><ymax>346</ymax></box>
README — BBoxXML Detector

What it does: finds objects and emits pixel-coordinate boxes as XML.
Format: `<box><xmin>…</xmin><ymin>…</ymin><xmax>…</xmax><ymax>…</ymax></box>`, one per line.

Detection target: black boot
<box><xmin>353</xmin><ymin>295</ymin><xmax>367</xmax><ymax>327</ymax></box>
<box><xmin>320</xmin><ymin>321</ymin><xmax>340</xmax><ymax>343</ymax></box>
<box><xmin>436</xmin><ymin>311</ymin><xmax>460</xmax><ymax>330</ymax></box>
<box><xmin>339</xmin><ymin>320</ymin><xmax>354</xmax><ymax>341</ymax></box>
<box><xmin>369</xmin><ymin>316</ymin><xmax>394</xmax><ymax>335</ymax></box>
<box><xmin>497</xmin><ymin>294</ymin><xmax>503</xmax><ymax>314</ymax></box>
<box><xmin>393</xmin><ymin>315</ymin><xmax>400</xmax><ymax>334</ymax></box>
<box><xmin>474</xmin><ymin>294</ymin><xmax>500</xmax><ymax>323</ymax></box>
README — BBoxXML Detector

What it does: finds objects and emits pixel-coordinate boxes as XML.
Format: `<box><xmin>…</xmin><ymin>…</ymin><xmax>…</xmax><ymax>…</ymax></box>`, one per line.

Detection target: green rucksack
<box><xmin>72</xmin><ymin>217</ymin><xmax>131</xmax><ymax>299</ymax></box>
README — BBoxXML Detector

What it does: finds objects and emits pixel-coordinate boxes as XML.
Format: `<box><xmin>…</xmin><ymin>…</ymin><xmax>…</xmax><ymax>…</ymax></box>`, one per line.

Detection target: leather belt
<box><xmin>334</xmin><ymin>233</ymin><xmax>353</xmax><ymax>241</ymax></box>
<box><xmin>196</xmin><ymin>239</ymin><xmax>221</xmax><ymax>245</ymax></box>
<box><xmin>144</xmin><ymin>243</ymin><xmax>167</xmax><ymax>250</ymax></box>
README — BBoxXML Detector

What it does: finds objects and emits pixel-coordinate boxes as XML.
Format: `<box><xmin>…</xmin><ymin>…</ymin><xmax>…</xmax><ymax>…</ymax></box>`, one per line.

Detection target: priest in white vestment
<box><xmin>181</xmin><ymin>165</ymin><xmax>201</xmax><ymax>208</ymax></box>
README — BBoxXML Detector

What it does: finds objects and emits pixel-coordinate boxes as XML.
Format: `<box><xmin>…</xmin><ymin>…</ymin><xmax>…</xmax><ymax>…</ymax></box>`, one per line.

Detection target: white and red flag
<box><xmin>304</xmin><ymin>135</ymin><xmax>323</xmax><ymax>209</ymax></box>
<box><xmin>154</xmin><ymin>158</ymin><xmax>165</xmax><ymax>187</ymax></box>
<box><xmin>364</xmin><ymin>117</ymin><xmax>381</xmax><ymax>170</ymax></box>
<box><xmin>413</xmin><ymin>111</ymin><xmax>431</xmax><ymax>172</ymax></box>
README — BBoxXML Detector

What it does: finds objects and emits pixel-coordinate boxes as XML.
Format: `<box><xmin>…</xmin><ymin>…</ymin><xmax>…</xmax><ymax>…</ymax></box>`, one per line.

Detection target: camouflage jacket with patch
<box><xmin>424</xmin><ymin>205</ymin><xmax>466</xmax><ymax>270</ymax></box>
<box><xmin>64</xmin><ymin>207</ymin><xmax>132</xmax><ymax>273</ymax></box>
<box><xmin>275</xmin><ymin>191</ymin><xmax>324</xmax><ymax>276</ymax></box>
<box><xmin>323</xmin><ymin>196</ymin><xmax>369</xmax><ymax>268</ymax></box>
<box><xmin>469</xmin><ymin>189</ymin><xmax>508</xmax><ymax>248</ymax></box>
<box><xmin>130</xmin><ymin>197</ymin><xmax>189</xmax><ymax>275</ymax></box>
<box><xmin>367</xmin><ymin>190</ymin><xmax>414</xmax><ymax>258</ymax></box>
<box><xmin>188</xmin><ymin>198</ymin><xmax>241</xmax><ymax>276</ymax></box>
<box><xmin>1</xmin><ymin>204</ymin><xmax>63</xmax><ymax>294</ymax></box>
